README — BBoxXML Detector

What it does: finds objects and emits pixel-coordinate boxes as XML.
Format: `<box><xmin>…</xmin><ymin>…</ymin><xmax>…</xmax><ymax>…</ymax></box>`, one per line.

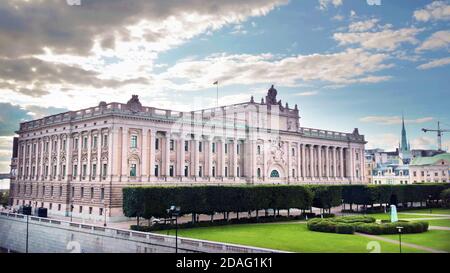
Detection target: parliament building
<box><xmin>9</xmin><ymin>86</ymin><xmax>367</xmax><ymax>221</ymax></box>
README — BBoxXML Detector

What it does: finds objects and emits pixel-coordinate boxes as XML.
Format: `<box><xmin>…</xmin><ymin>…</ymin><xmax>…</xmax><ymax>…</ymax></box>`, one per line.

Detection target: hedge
<box><xmin>307</xmin><ymin>216</ymin><xmax>428</xmax><ymax>235</ymax></box>
<box><xmin>123</xmin><ymin>184</ymin><xmax>450</xmax><ymax>220</ymax></box>
<box><xmin>441</xmin><ymin>189</ymin><xmax>450</xmax><ymax>208</ymax></box>
<box><xmin>123</xmin><ymin>185</ymin><xmax>313</xmax><ymax>220</ymax></box>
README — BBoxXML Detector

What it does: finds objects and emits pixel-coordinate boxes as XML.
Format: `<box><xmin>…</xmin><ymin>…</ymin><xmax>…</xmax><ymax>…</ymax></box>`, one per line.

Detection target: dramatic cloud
<box><xmin>414</xmin><ymin>1</ymin><xmax>450</xmax><ymax>22</ymax></box>
<box><xmin>334</xmin><ymin>27</ymin><xmax>423</xmax><ymax>51</ymax></box>
<box><xmin>0</xmin><ymin>136</ymin><xmax>13</xmax><ymax>173</ymax></box>
<box><xmin>0</xmin><ymin>0</ymin><xmax>288</xmax><ymax>97</ymax></box>
<box><xmin>160</xmin><ymin>49</ymin><xmax>392</xmax><ymax>90</ymax></box>
<box><xmin>294</xmin><ymin>91</ymin><xmax>319</xmax><ymax>96</ymax></box>
<box><xmin>417</xmin><ymin>56</ymin><xmax>450</xmax><ymax>69</ymax></box>
<box><xmin>359</xmin><ymin>116</ymin><xmax>434</xmax><ymax>125</ymax></box>
<box><xmin>416</xmin><ymin>30</ymin><xmax>450</xmax><ymax>52</ymax></box>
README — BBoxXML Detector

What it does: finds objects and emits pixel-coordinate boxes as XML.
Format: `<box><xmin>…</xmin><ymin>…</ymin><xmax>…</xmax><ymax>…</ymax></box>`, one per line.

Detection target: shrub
<box><xmin>335</xmin><ymin>223</ymin><xmax>354</xmax><ymax>234</ymax></box>
<box><xmin>441</xmin><ymin>189</ymin><xmax>450</xmax><ymax>208</ymax></box>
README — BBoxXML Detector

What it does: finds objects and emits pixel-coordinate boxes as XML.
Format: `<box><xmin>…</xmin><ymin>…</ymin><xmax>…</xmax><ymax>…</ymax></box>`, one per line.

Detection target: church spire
<box><xmin>400</xmin><ymin>114</ymin><xmax>409</xmax><ymax>152</ymax></box>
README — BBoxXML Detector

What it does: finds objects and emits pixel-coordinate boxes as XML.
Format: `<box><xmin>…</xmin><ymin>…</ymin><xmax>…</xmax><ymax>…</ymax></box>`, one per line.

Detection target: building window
<box><xmin>73</xmin><ymin>165</ymin><xmax>78</xmax><ymax>177</ymax></box>
<box><xmin>225</xmin><ymin>144</ymin><xmax>228</xmax><ymax>154</ymax></box>
<box><xmin>83</xmin><ymin>137</ymin><xmax>88</xmax><ymax>149</ymax></box>
<box><xmin>292</xmin><ymin>169</ymin><xmax>295</xmax><ymax>177</ymax></box>
<box><xmin>199</xmin><ymin>166</ymin><xmax>203</xmax><ymax>177</ymax></box>
<box><xmin>131</xmin><ymin>135</ymin><xmax>138</xmax><ymax>148</ymax></box>
<box><xmin>212</xmin><ymin>143</ymin><xmax>216</xmax><ymax>153</ymax></box>
<box><xmin>71</xmin><ymin>187</ymin><xmax>75</xmax><ymax>198</ymax></box>
<box><xmin>99</xmin><ymin>208</ymin><xmax>103</xmax><ymax>216</ymax></box>
<box><xmin>102</xmin><ymin>164</ymin><xmax>107</xmax><ymax>177</ymax></box>
<box><xmin>79</xmin><ymin>206</ymin><xmax>83</xmax><ymax>213</ymax></box>
<box><xmin>270</xmin><ymin>170</ymin><xmax>280</xmax><ymax>178</ymax></box>
<box><xmin>89</xmin><ymin>207</ymin><xmax>93</xmax><ymax>215</ymax></box>
<box><xmin>82</xmin><ymin>164</ymin><xmax>87</xmax><ymax>177</ymax></box>
<box><xmin>81</xmin><ymin>187</ymin><xmax>84</xmax><ymax>198</ymax></box>
<box><xmin>101</xmin><ymin>188</ymin><xmax>105</xmax><ymax>200</ymax></box>
<box><xmin>59</xmin><ymin>186</ymin><xmax>62</xmax><ymax>197</ymax></box>
<box><xmin>237</xmin><ymin>167</ymin><xmax>240</xmax><ymax>177</ymax></box>
<box><xmin>257</xmin><ymin>145</ymin><xmax>261</xmax><ymax>155</ymax></box>
<box><xmin>62</xmin><ymin>165</ymin><xmax>66</xmax><ymax>177</ymax></box>
<box><xmin>257</xmin><ymin>168</ymin><xmax>261</xmax><ymax>178</ymax></box>
<box><xmin>199</xmin><ymin>141</ymin><xmax>203</xmax><ymax>152</ymax></box>
<box><xmin>50</xmin><ymin>186</ymin><xmax>54</xmax><ymax>196</ymax></box>
<box><xmin>90</xmin><ymin>187</ymin><xmax>94</xmax><ymax>199</ymax></box>
<box><xmin>92</xmin><ymin>136</ymin><xmax>97</xmax><ymax>148</ymax></box>
<box><xmin>184</xmin><ymin>166</ymin><xmax>188</xmax><ymax>177</ymax></box>
<box><xmin>237</xmin><ymin>144</ymin><xmax>240</xmax><ymax>155</ymax></box>
<box><xmin>170</xmin><ymin>139</ymin><xmax>174</xmax><ymax>151</ymax></box>
<box><xmin>225</xmin><ymin>166</ymin><xmax>228</xmax><ymax>177</ymax></box>
<box><xmin>212</xmin><ymin>166</ymin><xmax>216</xmax><ymax>177</ymax></box>
<box><xmin>130</xmin><ymin>164</ymin><xmax>137</xmax><ymax>177</ymax></box>
<box><xmin>103</xmin><ymin>135</ymin><xmax>108</xmax><ymax>147</ymax></box>
<box><xmin>169</xmin><ymin>165</ymin><xmax>174</xmax><ymax>177</ymax></box>
<box><xmin>58</xmin><ymin>204</ymin><xmax>61</xmax><ymax>211</ymax></box>
<box><xmin>154</xmin><ymin>165</ymin><xmax>159</xmax><ymax>177</ymax></box>
<box><xmin>184</xmin><ymin>141</ymin><xmax>189</xmax><ymax>152</ymax></box>
<box><xmin>92</xmin><ymin>164</ymin><xmax>97</xmax><ymax>177</ymax></box>
<box><xmin>49</xmin><ymin>203</ymin><xmax>52</xmax><ymax>210</ymax></box>
<box><xmin>155</xmin><ymin>138</ymin><xmax>159</xmax><ymax>150</ymax></box>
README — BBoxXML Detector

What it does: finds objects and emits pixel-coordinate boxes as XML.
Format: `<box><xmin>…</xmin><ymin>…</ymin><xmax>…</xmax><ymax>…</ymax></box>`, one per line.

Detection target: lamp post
<box><xmin>25</xmin><ymin>214</ymin><xmax>29</xmax><ymax>253</ymax></box>
<box><xmin>428</xmin><ymin>194</ymin><xmax>432</xmax><ymax>214</ymax></box>
<box><xmin>396</xmin><ymin>226</ymin><xmax>404</xmax><ymax>253</ymax></box>
<box><xmin>70</xmin><ymin>204</ymin><xmax>74</xmax><ymax>222</ymax></box>
<box><xmin>167</xmin><ymin>205</ymin><xmax>181</xmax><ymax>253</ymax></box>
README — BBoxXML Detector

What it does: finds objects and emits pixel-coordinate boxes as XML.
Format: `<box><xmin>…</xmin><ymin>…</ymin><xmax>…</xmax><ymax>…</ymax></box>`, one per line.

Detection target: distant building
<box><xmin>409</xmin><ymin>153</ymin><xmax>450</xmax><ymax>183</ymax></box>
<box><xmin>372</xmin><ymin>163</ymin><xmax>410</xmax><ymax>185</ymax></box>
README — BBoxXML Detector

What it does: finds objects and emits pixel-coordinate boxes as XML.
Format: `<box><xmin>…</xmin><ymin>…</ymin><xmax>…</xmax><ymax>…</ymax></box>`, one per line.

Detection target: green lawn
<box><xmin>156</xmin><ymin>223</ymin><xmax>425</xmax><ymax>253</ymax></box>
<box><xmin>367</xmin><ymin>213</ymin><xmax>440</xmax><ymax>221</ymax></box>
<box><xmin>427</xmin><ymin>219</ymin><xmax>450</xmax><ymax>228</ymax></box>
<box><xmin>381</xmin><ymin>230</ymin><xmax>450</xmax><ymax>252</ymax></box>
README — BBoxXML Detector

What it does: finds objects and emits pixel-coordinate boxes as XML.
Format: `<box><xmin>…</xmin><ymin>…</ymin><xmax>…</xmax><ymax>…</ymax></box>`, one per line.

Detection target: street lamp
<box><xmin>396</xmin><ymin>226</ymin><xmax>404</xmax><ymax>253</ymax></box>
<box><xmin>167</xmin><ymin>205</ymin><xmax>181</xmax><ymax>253</ymax></box>
<box><xmin>25</xmin><ymin>213</ymin><xmax>29</xmax><ymax>253</ymax></box>
<box><xmin>70</xmin><ymin>204</ymin><xmax>74</xmax><ymax>222</ymax></box>
<box><xmin>428</xmin><ymin>194</ymin><xmax>432</xmax><ymax>214</ymax></box>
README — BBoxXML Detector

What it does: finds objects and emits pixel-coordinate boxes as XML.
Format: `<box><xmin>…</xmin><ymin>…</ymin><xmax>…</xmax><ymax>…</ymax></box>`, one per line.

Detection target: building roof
<box><xmin>410</xmin><ymin>153</ymin><xmax>450</xmax><ymax>166</ymax></box>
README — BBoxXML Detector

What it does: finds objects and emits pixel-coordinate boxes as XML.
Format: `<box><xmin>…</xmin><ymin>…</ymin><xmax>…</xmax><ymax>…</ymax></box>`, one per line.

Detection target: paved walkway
<box><xmin>354</xmin><ymin>232</ymin><xmax>448</xmax><ymax>253</ymax></box>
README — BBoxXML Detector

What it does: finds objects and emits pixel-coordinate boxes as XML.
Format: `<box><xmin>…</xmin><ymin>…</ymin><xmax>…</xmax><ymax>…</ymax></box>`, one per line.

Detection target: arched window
<box><xmin>270</xmin><ymin>170</ymin><xmax>280</xmax><ymax>178</ymax></box>
<box><xmin>257</xmin><ymin>168</ymin><xmax>261</xmax><ymax>178</ymax></box>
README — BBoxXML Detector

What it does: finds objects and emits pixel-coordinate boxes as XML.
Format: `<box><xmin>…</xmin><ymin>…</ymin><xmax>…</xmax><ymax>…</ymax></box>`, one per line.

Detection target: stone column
<box><xmin>177</xmin><ymin>134</ymin><xmax>185</xmax><ymax>177</ymax></box>
<box><xmin>262</xmin><ymin>141</ymin><xmax>267</xmax><ymax>180</ymax></box>
<box><xmin>149</xmin><ymin>131</ymin><xmax>156</xmax><ymax>178</ymax></box>
<box><xmin>193</xmin><ymin>136</ymin><xmax>199</xmax><ymax>177</ymax></box>
<box><xmin>206</xmin><ymin>137</ymin><xmax>212</xmax><ymax>177</ymax></box>
<box><xmin>325</xmin><ymin>146</ymin><xmax>329</xmax><ymax>179</ymax></box>
<box><xmin>332</xmin><ymin>146</ymin><xmax>337</xmax><ymax>179</ymax></box>
<box><xmin>164</xmin><ymin>132</ymin><xmax>171</xmax><ymax>177</ymax></box>
<box><xmin>297</xmin><ymin>143</ymin><xmax>301</xmax><ymax>181</ymax></box>
<box><xmin>317</xmin><ymin>145</ymin><xmax>322</xmax><ymax>179</ymax></box>
<box><xmin>77</xmin><ymin>135</ymin><xmax>82</xmax><ymax>181</ymax></box>
<box><xmin>65</xmin><ymin>134</ymin><xmax>72</xmax><ymax>182</ymax></box>
<box><xmin>39</xmin><ymin>139</ymin><xmax>44</xmax><ymax>180</ymax></box>
<box><xmin>56</xmin><ymin>135</ymin><xmax>61</xmax><ymax>180</ymax></box>
<box><xmin>107</xmin><ymin>129</ymin><xmax>114</xmax><ymax>181</ymax></box>
<box><xmin>286</xmin><ymin>141</ymin><xmax>290</xmax><ymax>181</ymax></box>
<box><xmin>120</xmin><ymin>127</ymin><xmax>128</xmax><ymax>181</ymax></box>
<box><xmin>301</xmin><ymin>144</ymin><xmax>306</xmax><ymax>179</ymax></box>
<box><xmin>340</xmin><ymin>147</ymin><xmax>344</xmax><ymax>179</ymax></box>
<box><xmin>221</xmin><ymin>139</ymin><xmax>226</xmax><ymax>177</ymax></box>
<box><xmin>309</xmin><ymin>145</ymin><xmax>314</xmax><ymax>178</ymax></box>
<box><xmin>86</xmin><ymin>132</ymin><xmax>92</xmax><ymax>181</ymax></box>
<box><xmin>95</xmin><ymin>132</ymin><xmax>100</xmax><ymax>181</ymax></box>
<box><xmin>233</xmin><ymin>139</ymin><xmax>238</xmax><ymax>177</ymax></box>
<box><xmin>141</xmin><ymin>128</ymin><xmax>149</xmax><ymax>180</ymax></box>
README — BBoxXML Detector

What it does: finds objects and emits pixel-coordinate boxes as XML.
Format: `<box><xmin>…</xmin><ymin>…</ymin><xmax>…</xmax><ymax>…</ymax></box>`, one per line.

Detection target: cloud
<box><xmin>318</xmin><ymin>0</ymin><xmax>343</xmax><ymax>10</ymax></box>
<box><xmin>159</xmin><ymin>49</ymin><xmax>392</xmax><ymax>90</ymax></box>
<box><xmin>334</xmin><ymin>27</ymin><xmax>423</xmax><ymax>51</ymax></box>
<box><xmin>0</xmin><ymin>0</ymin><xmax>288</xmax><ymax>97</ymax></box>
<box><xmin>348</xmin><ymin>19</ymin><xmax>379</xmax><ymax>32</ymax></box>
<box><xmin>410</xmin><ymin>136</ymin><xmax>437</xmax><ymax>150</ymax></box>
<box><xmin>416</xmin><ymin>30</ymin><xmax>450</xmax><ymax>52</ymax></box>
<box><xmin>294</xmin><ymin>91</ymin><xmax>319</xmax><ymax>96</ymax></box>
<box><xmin>359</xmin><ymin>116</ymin><xmax>434</xmax><ymax>125</ymax></box>
<box><xmin>418</xmin><ymin>56</ymin><xmax>450</xmax><ymax>69</ymax></box>
<box><xmin>414</xmin><ymin>1</ymin><xmax>450</xmax><ymax>22</ymax></box>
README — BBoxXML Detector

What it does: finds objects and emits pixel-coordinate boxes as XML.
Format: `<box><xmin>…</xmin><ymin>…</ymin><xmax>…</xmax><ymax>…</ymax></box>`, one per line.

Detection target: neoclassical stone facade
<box><xmin>9</xmin><ymin>86</ymin><xmax>366</xmax><ymax>221</ymax></box>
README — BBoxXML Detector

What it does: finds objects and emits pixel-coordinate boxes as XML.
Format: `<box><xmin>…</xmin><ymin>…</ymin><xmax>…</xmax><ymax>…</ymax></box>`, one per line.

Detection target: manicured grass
<box><xmin>427</xmin><ymin>219</ymin><xmax>450</xmax><ymax>228</ymax></box>
<box><xmin>156</xmin><ymin>223</ymin><xmax>425</xmax><ymax>253</ymax></box>
<box><xmin>381</xmin><ymin>230</ymin><xmax>450</xmax><ymax>252</ymax></box>
<box><xmin>367</xmin><ymin>213</ymin><xmax>439</xmax><ymax>221</ymax></box>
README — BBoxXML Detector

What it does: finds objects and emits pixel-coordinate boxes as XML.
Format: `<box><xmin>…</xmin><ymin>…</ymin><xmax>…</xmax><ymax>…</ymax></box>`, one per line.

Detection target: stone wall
<box><xmin>0</xmin><ymin>212</ymin><xmax>281</xmax><ymax>253</ymax></box>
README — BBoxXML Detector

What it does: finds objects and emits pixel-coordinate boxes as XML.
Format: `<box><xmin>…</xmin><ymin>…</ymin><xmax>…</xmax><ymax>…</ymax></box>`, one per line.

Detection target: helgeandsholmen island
<box><xmin>0</xmin><ymin>0</ymin><xmax>449</xmax><ymax>264</ymax></box>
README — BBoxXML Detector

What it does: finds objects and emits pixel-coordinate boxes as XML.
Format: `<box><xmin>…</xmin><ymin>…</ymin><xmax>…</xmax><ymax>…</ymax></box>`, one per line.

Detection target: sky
<box><xmin>0</xmin><ymin>0</ymin><xmax>449</xmax><ymax>173</ymax></box>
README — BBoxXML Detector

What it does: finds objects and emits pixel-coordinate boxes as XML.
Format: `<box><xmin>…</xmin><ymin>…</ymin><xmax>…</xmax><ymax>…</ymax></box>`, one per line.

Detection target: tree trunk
<box><xmin>287</xmin><ymin>209</ymin><xmax>290</xmax><ymax>217</ymax></box>
<box><xmin>256</xmin><ymin>210</ymin><xmax>259</xmax><ymax>221</ymax></box>
<box><xmin>237</xmin><ymin>211</ymin><xmax>239</xmax><ymax>220</ymax></box>
<box><xmin>137</xmin><ymin>215</ymin><xmax>140</xmax><ymax>226</ymax></box>
<box><xmin>210</xmin><ymin>214</ymin><xmax>214</xmax><ymax>222</ymax></box>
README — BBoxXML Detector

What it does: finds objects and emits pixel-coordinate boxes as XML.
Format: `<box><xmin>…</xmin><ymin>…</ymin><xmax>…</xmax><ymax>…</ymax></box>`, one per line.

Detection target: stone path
<box><xmin>354</xmin><ymin>232</ymin><xmax>448</xmax><ymax>253</ymax></box>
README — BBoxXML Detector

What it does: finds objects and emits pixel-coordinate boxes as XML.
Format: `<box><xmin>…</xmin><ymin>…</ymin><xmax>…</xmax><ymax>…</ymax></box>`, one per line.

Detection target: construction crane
<box><xmin>422</xmin><ymin>121</ymin><xmax>450</xmax><ymax>151</ymax></box>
